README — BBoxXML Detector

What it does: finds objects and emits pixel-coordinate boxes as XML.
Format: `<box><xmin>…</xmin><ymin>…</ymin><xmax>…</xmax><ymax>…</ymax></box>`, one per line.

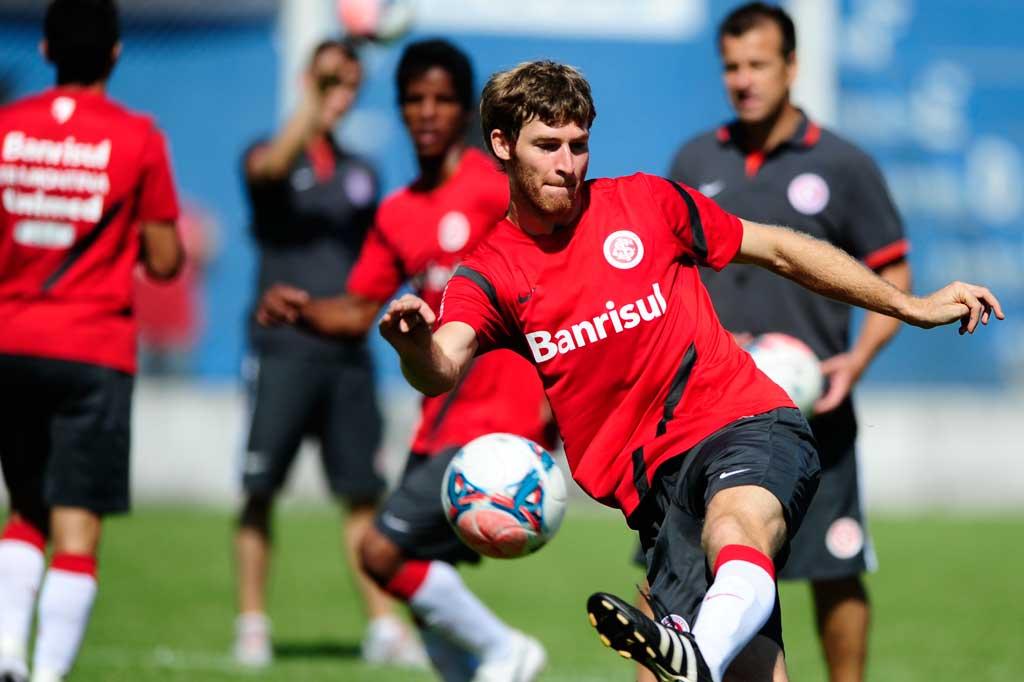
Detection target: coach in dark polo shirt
<box><xmin>669</xmin><ymin>5</ymin><xmax>910</xmax><ymax>682</ymax></box>
<box><xmin>234</xmin><ymin>38</ymin><xmax>420</xmax><ymax>670</ymax></box>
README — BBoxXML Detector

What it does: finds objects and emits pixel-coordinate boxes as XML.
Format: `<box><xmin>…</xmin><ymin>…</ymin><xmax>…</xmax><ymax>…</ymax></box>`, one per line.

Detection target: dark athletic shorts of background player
<box><xmin>242</xmin><ymin>354</ymin><xmax>384</xmax><ymax>504</ymax></box>
<box><xmin>374</xmin><ymin>447</ymin><xmax>481</xmax><ymax>566</ymax></box>
<box><xmin>631</xmin><ymin>407</ymin><xmax>820</xmax><ymax>648</ymax></box>
<box><xmin>632</xmin><ymin>409</ymin><xmax>872</xmax><ymax>581</ymax></box>
<box><xmin>0</xmin><ymin>354</ymin><xmax>134</xmax><ymax>518</ymax></box>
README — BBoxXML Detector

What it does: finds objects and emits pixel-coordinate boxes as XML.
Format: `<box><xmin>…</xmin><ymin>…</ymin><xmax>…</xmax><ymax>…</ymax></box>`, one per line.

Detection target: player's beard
<box><xmin>508</xmin><ymin>156</ymin><xmax>578</xmax><ymax>221</ymax></box>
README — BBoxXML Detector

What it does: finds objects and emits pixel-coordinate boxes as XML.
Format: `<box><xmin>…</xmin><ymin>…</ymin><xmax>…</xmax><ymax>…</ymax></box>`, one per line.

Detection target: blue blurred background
<box><xmin>1</xmin><ymin>0</ymin><xmax>1021</xmax><ymax>387</ymax></box>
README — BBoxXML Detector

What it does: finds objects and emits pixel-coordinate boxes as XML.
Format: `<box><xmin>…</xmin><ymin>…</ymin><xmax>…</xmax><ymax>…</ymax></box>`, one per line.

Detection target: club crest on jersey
<box><xmin>51</xmin><ymin>97</ymin><xmax>76</xmax><ymax>124</ymax></box>
<box><xmin>602</xmin><ymin>230</ymin><xmax>644</xmax><ymax>269</ymax></box>
<box><xmin>438</xmin><ymin>211</ymin><xmax>471</xmax><ymax>253</ymax></box>
<box><xmin>787</xmin><ymin>173</ymin><xmax>830</xmax><ymax>215</ymax></box>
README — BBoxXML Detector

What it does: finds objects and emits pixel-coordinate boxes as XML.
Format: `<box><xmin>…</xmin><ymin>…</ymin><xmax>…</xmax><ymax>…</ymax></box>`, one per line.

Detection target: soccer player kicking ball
<box><xmin>378</xmin><ymin>60</ymin><xmax>1003</xmax><ymax>682</ymax></box>
<box><xmin>0</xmin><ymin>2</ymin><xmax>183</xmax><ymax>681</ymax></box>
<box><xmin>258</xmin><ymin>40</ymin><xmax>552</xmax><ymax>681</ymax></box>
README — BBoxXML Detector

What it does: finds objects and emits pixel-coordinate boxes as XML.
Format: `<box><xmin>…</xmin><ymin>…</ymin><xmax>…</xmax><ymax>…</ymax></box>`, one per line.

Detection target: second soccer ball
<box><xmin>745</xmin><ymin>332</ymin><xmax>823</xmax><ymax>417</ymax></box>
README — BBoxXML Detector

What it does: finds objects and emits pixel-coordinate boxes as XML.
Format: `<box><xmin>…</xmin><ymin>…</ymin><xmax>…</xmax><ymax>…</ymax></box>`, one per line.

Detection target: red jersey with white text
<box><xmin>347</xmin><ymin>148</ymin><xmax>551</xmax><ymax>454</ymax></box>
<box><xmin>438</xmin><ymin>173</ymin><xmax>793</xmax><ymax>517</ymax></box>
<box><xmin>0</xmin><ymin>88</ymin><xmax>180</xmax><ymax>373</ymax></box>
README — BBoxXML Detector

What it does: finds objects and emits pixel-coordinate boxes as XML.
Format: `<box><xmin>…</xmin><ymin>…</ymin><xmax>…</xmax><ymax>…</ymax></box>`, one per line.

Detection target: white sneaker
<box><xmin>233</xmin><ymin>612</ymin><xmax>272</xmax><ymax>667</ymax></box>
<box><xmin>472</xmin><ymin>630</ymin><xmax>546</xmax><ymax>682</ymax></box>
<box><xmin>361</xmin><ymin>616</ymin><xmax>429</xmax><ymax>668</ymax></box>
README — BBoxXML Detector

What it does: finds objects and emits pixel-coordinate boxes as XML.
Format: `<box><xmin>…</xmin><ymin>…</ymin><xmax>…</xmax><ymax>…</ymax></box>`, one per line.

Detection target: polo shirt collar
<box><xmin>715</xmin><ymin>109</ymin><xmax>821</xmax><ymax>151</ymax></box>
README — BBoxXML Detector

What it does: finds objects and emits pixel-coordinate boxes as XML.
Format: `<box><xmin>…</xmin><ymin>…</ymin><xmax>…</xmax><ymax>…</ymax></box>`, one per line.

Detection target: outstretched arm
<box><xmin>735</xmin><ymin>221</ymin><xmax>1004</xmax><ymax>334</ymax></box>
<box><xmin>379</xmin><ymin>294</ymin><xmax>478</xmax><ymax>396</ymax></box>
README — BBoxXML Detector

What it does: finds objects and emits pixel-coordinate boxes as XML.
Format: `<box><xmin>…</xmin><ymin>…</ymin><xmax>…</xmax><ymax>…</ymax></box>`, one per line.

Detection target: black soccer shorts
<box><xmin>241</xmin><ymin>354</ymin><xmax>385</xmax><ymax>504</ymax></box>
<box><xmin>373</xmin><ymin>448</ymin><xmax>481</xmax><ymax>566</ymax></box>
<box><xmin>629</xmin><ymin>407</ymin><xmax>821</xmax><ymax>648</ymax></box>
<box><xmin>0</xmin><ymin>354</ymin><xmax>134</xmax><ymax>517</ymax></box>
<box><xmin>778</xmin><ymin>440</ymin><xmax>874</xmax><ymax>581</ymax></box>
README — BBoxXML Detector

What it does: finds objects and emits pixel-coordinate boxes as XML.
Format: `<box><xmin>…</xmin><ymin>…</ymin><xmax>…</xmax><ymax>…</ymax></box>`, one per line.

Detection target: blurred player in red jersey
<box><xmin>377</xmin><ymin>61</ymin><xmax>1004</xmax><ymax>682</ymax></box>
<box><xmin>0</xmin><ymin>2</ymin><xmax>184</xmax><ymax>681</ymax></box>
<box><xmin>258</xmin><ymin>39</ymin><xmax>551</xmax><ymax>681</ymax></box>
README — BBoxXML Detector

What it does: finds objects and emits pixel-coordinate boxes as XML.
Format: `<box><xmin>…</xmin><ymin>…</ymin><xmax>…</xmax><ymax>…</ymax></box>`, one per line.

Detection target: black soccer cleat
<box><xmin>586</xmin><ymin>592</ymin><xmax>711</xmax><ymax>682</ymax></box>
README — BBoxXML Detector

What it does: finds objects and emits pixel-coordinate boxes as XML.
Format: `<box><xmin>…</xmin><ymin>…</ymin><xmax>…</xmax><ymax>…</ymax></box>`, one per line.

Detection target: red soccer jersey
<box><xmin>0</xmin><ymin>88</ymin><xmax>180</xmax><ymax>373</ymax></box>
<box><xmin>438</xmin><ymin>173</ymin><xmax>794</xmax><ymax>518</ymax></box>
<box><xmin>347</xmin><ymin>147</ymin><xmax>551</xmax><ymax>453</ymax></box>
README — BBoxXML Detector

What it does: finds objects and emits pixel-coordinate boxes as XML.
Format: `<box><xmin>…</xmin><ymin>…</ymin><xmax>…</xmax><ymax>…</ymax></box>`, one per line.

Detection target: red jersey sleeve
<box><xmin>644</xmin><ymin>174</ymin><xmax>742</xmax><ymax>271</ymax></box>
<box><xmin>438</xmin><ymin>265</ymin><xmax>511</xmax><ymax>354</ymax></box>
<box><xmin>347</xmin><ymin>224</ymin><xmax>404</xmax><ymax>302</ymax></box>
<box><xmin>137</xmin><ymin>124</ymin><xmax>180</xmax><ymax>223</ymax></box>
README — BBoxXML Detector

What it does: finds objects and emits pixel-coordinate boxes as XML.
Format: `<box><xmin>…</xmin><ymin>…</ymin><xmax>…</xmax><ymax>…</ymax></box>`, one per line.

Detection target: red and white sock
<box><xmin>388</xmin><ymin>560</ymin><xmax>511</xmax><ymax>663</ymax></box>
<box><xmin>0</xmin><ymin>520</ymin><xmax>47</xmax><ymax>666</ymax></box>
<box><xmin>692</xmin><ymin>545</ymin><xmax>777</xmax><ymax>682</ymax></box>
<box><xmin>32</xmin><ymin>554</ymin><xmax>98</xmax><ymax>679</ymax></box>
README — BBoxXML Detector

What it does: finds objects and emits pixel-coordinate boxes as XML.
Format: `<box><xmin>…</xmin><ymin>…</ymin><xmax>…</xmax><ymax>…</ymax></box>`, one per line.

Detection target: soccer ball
<box><xmin>336</xmin><ymin>0</ymin><xmax>415</xmax><ymax>42</ymax></box>
<box><xmin>745</xmin><ymin>333</ymin><xmax>823</xmax><ymax>417</ymax></box>
<box><xmin>442</xmin><ymin>433</ymin><xmax>568</xmax><ymax>559</ymax></box>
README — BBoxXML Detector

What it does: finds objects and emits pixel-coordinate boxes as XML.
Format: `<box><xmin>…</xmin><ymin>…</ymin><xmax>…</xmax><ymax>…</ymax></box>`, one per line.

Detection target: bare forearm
<box><xmin>398</xmin><ymin>341</ymin><xmax>460</xmax><ymax>397</ymax></box>
<box><xmin>248</xmin><ymin>105</ymin><xmax>318</xmax><ymax>181</ymax></box>
<box><xmin>741</xmin><ymin>223</ymin><xmax>911</xmax><ymax>321</ymax></box>
<box><xmin>140</xmin><ymin>221</ymin><xmax>185</xmax><ymax>280</ymax></box>
<box><xmin>300</xmin><ymin>296</ymin><xmax>378</xmax><ymax>338</ymax></box>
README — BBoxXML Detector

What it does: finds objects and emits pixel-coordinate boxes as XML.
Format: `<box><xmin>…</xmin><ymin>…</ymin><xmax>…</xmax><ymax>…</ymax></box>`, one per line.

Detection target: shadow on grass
<box><xmin>273</xmin><ymin>639</ymin><xmax>362</xmax><ymax>660</ymax></box>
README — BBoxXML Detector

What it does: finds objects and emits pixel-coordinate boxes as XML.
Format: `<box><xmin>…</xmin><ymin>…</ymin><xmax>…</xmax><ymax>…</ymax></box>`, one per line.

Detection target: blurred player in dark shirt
<box><xmin>0</xmin><ymin>2</ymin><xmax>183</xmax><ymax>680</ymax></box>
<box><xmin>232</xmin><ymin>38</ymin><xmax>420</xmax><ymax>669</ymax></box>
<box><xmin>665</xmin><ymin>5</ymin><xmax>910</xmax><ymax>680</ymax></box>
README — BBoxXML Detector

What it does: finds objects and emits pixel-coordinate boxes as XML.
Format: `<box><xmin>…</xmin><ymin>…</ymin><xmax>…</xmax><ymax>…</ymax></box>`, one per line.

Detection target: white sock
<box><xmin>0</xmin><ymin>535</ymin><xmax>46</xmax><ymax>665</ymax></box>
<box><xmin>32</xmin><ymin>555</ymin><xmax>98</xmax><ymax>679</ymax></box>
<box><xmin>408</xmin><ymin>561</ymin><xmax>512</xmax><ymax>663</ymax></box>
<box><xmin>692</xmin><ymin>545</ymin><xmax>776</xmax><ymax>682</ymax></box>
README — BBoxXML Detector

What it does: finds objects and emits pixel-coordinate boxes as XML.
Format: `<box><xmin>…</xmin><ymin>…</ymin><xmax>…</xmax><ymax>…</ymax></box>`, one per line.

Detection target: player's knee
<box><xmin>704</xmin><ymin>488</ymin><xmax>787</xmax><ymax>558</ymax></box>
<box><xmin>702</xmin><ymin>512</ymin><xmax>748</xmax><ymax>554</ymax></box>
<box><xmin>702</xmin><ymin>511</ymin><xmax>785</xmax><ymax>560</ymax></box>
<box><xmin>358</xmin><ymin>525</ymin><xmax>403</xmax><ymax>587</ymax></box>
<box><xmin>237</xmin><ymin>495</ymin><xmax>273</xmax><ymax>533</ymax></box>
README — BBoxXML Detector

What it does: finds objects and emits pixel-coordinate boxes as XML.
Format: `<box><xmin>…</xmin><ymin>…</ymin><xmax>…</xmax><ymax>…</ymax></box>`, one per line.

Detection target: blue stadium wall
<box><xmin>1</xmin><ymin>0</ymin><xmax>1020</xmax><ymax>385</ymax></box>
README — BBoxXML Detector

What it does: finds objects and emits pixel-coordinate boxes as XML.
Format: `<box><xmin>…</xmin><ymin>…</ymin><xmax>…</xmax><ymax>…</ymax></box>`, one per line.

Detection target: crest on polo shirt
<box><xmin>603</xmin><ymin>230</ymin><xmax>644</xmax><ymax>269</ymax></box>
<box><xmin>343</xmin><ymin>167</ymin><xmax>375</xmax><ymax>208</ymax></box>
<box><xmin>438</xmin><ymin>211</ymin><xmax>471</xmax><ymax>253</ymax></box>
<box><xmin>787</xmin><ymin>173</ymin><xmax>830</xmax><ymax>215</ymax></box>
<box><xmin>825</xmin><ymin>517</ymin><xmax>864</xmax><ymax>559</ymax></box>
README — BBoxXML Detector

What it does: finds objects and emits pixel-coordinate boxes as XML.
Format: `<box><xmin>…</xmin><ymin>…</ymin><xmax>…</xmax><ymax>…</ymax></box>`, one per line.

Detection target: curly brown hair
<box><xmin>480</xmin><ymin>60</ymin><xmax>596</xmax><ymax>162</ymax></box>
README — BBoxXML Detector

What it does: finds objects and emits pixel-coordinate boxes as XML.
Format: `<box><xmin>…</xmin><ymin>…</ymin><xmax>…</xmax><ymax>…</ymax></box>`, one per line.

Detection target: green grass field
<box><xmin>22</xmin><ymin>506</ymin><xmax>1024</xmax><ymax>681</ymax></box>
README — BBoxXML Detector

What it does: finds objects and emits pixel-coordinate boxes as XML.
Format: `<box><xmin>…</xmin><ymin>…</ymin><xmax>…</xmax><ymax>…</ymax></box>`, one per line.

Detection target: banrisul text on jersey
<box><xmin>525</xmin><ymin>282</ymin><xmax>667</xmax><ymax>363</ymax></box>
